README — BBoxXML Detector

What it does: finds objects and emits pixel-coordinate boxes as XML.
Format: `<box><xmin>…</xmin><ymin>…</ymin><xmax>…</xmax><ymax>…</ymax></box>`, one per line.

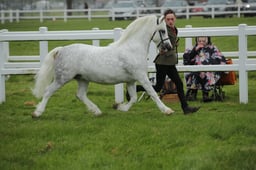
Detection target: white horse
<box><xmin>32</xmin><ymin>15</ymin><xmax>174</xmax><ymax>118</ymax></box>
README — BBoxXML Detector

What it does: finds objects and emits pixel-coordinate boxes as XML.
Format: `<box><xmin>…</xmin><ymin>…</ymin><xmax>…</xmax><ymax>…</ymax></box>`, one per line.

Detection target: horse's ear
<box><xmin>159</xmin><ymin>15</ymin><xmax>165</xmax><ymax>23</ymax></box>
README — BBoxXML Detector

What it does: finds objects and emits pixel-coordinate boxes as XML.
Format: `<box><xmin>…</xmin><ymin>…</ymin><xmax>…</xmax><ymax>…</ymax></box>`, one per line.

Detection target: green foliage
<box><xmin>0</xmin><ymin>17</ymin><xmax>256</xmax><ymax>170</ymax></box>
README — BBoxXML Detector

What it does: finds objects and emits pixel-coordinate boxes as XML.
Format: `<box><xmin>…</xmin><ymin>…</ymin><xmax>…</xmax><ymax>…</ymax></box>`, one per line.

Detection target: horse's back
<box><xmin>54</xmin><ymin>43</ymin><xmax>136</xmax><ymax>83</ymax></box>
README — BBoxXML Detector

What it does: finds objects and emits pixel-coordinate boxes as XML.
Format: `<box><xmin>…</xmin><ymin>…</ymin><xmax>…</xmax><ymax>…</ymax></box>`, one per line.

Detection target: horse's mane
<box><xmin>114</xmin><ymin>15</ymin><xmax>157</xmax><ymax>45</ymax></box>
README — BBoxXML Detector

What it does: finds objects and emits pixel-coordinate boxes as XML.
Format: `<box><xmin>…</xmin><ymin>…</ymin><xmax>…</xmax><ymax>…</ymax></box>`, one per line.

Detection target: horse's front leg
<box><xmin>138</xmin><ymin>77</ymin><xmax>174</xmax><ymax>115</ymax></box>
<box><xmin>115</xmin><ymin>82</ymin><xmax>137</xmax><ymax>112</ymax></box>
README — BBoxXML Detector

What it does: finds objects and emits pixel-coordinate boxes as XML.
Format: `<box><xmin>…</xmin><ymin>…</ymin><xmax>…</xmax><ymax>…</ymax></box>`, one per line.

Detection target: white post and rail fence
<box><xmin>1</xmin><ymin>4</ymin><xmax>256</xmax><ymax>23</ymax></box>
<box><xmin>0</xmin><ymin>24</ymin><xmax>256</xmax><ymax>104</ymax></box>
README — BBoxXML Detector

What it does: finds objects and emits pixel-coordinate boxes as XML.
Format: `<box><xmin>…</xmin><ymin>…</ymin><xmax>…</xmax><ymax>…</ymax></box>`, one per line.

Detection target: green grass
<box><xmin>0</xmin><ymin>74</ymin><xmax>256</xmax><ymax>170</ymax></box>
<box><xmin>0</xmin><ymin>17</ymin><xmax>256</xmax><ymax>170</ymax></box>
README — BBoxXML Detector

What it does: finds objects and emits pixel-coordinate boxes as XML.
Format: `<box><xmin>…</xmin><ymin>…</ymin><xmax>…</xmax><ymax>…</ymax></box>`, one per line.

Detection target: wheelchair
<box><xmin>185</xmin><ymin>60</ymin><xmax>236</xmax><ymax>102</ymax></box>
<box><xmin>125</xmin><ymin>77</ymin><xmax>177</xmax><ymax>102</ymax></box>
<box><xmin>185</xmin><ymin>75</ymin><xmax>226</xmax><ymax>102</ymax></box>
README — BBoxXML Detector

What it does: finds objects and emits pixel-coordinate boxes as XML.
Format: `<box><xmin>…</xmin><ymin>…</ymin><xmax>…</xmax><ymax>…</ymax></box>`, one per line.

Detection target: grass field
<box><xmin>0</xmin><ymin>17</ymin><xmax>256</xmax><ymax>170</ymax></box>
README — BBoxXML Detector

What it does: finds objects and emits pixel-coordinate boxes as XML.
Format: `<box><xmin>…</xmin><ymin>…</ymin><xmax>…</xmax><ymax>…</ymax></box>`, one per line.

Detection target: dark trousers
<box><xmin>154</xmin><ymin>64</ymin><xmax>188</xmax><ymax>110</ymax></box>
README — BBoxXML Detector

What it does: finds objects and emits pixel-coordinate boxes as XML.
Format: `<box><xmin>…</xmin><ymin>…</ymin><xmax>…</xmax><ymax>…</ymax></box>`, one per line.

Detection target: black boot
<box><xmin>183</xmin><ymin>106</ymin><xmax>200</xmax><ymax>115</ymax></box>
<box><xmin>191</xmin><ymin>89</ymin><xmax>198</xmax><ymax>100</ymax></box>
<box><xmin>186</xmin><ymin>89</ymin><xmax>197</xmax><ymax>101</ymax></box>
<box><xmin>203</xmin><ymin>91</ymin><xmax>213</xmax><ymax>102</ymax></box>
<box><xmin>186</xmin><ymin>89</ymin><xmax>192</xmax><ymax>100</ymax></box>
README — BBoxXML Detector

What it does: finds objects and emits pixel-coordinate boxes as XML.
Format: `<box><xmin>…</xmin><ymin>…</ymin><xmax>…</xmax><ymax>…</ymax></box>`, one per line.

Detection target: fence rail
<box><xmin>1</xmin><ymin>4</ymin><xmax>256</xmax><ymax>23</ymax></box>
<box><xmin>0</xmin><ymin>24</ymin><xmax>256</xmax><ymax>104</ymax></box>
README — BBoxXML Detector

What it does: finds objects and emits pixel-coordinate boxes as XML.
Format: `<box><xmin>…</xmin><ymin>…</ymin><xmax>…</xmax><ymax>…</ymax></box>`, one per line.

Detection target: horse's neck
<box><xmin>116</xmin><ymin>16</ymin><xmax>155</xmax><ymax>50</ymax></box>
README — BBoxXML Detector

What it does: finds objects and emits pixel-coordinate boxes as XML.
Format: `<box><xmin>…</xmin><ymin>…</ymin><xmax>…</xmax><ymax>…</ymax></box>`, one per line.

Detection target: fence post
<box><xmin>9</xmin><ymin>10</ymin><xmax>13</xmax><ymax>23</ymax></box>
<box><xmin>238</xmin><ymin>24</ymin><xmax>248</xmax><ymax>104</ymax></box>
<box><xmin>88</xmin><ymin>8</ymin><xmax>91</xmax><ymax>21</ymax></box>
<box><xmin>64</xmin><ymin>9</ymin><xmax>67</xmax><ymax>22</ymax></box>
<box><xmin>111</xmin><ymin>8</ymin><xmax>115</xmax><ymax>21</ymax></box>
<box><xmin>237</xmin><ymin>4</ymin><xmax>241</xmax><ymax>18</ymax></box>
<box><xmin>136</xmin><ymin>8</ymin><xmax>139</xmax><ymax>19</ymax></box>
<box><xmin>211</xmin><ymin>6</ymin><xmax>215</xmax><ymax>19</ymax></box>
<box><xmin>15</xmin><ymin>10</ymin><xmax>19</xmax><ymax>23</ymax></box>
<box><xmin>0</xmin><ymin>29</ymin><xmax>9</xmax><ymax>103</ymax></box>
<box><xmin>39</xmin><ymin>27</ymin><xmax>48</xmax><ymax>64</ymax></box>
<box><xmin>113</xmin><ymin>28</ymin><xmax>124</xmax><ymax>103</ymax></box>
<box><xmin>147</xmin><ymin>42</ymin><xmax>157</xmax><ymax>68</ymax></box>
<box><xmin>1</xmin><ymin>10</ymin><xmax>4</xmax><ymax>24</ymax></box>
<box><xmin>186</xmin><ymin>6</ymin><xmax>189</xmax><ymax>19</ymax></box>
<box><xmin>40</xmin><ymin>10</ymin><xmax>43</xmax><ymax>23</ymax></box>
<box><xmin>92</xmin><ymin>28</ymin><xmax>100</xmax><ymax>46</ymax></box>
<box><xmin>0</xmin><ymin>42</ymin><xmax>5</xmax><ymax>103</ymax></box>
<box><xmin>185</xmin><ymin>25</ymin><xmax>193</xmax><ymax>49</ymax></box>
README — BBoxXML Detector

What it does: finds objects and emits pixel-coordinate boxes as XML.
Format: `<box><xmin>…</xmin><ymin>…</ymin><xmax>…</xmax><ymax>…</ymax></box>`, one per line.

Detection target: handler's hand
<box><xmin>159</xmin><ymin>49</ymin><xmax>167</xmax><ymax>55</ymax></box>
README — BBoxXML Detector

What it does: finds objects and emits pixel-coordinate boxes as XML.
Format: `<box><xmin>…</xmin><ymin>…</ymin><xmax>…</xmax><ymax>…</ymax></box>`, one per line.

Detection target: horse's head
<box><xmin>151</xmin><ymin>16</ymin><xmax>172</xmax><ymax>52</ymax></box>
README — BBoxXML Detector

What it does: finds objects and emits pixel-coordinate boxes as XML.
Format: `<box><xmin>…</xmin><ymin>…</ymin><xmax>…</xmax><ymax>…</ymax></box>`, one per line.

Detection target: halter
<box><xmin>151</xmin><ymin>18</ymin><xmax>171</xmax><ymax>49</ymax></box>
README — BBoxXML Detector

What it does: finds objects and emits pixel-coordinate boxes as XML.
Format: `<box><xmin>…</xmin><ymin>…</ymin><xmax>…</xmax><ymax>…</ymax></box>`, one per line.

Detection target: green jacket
<box><xmin>154</xmin><ymin>25</ymin><xmax>178</xmax><ymax>65</ymax></box>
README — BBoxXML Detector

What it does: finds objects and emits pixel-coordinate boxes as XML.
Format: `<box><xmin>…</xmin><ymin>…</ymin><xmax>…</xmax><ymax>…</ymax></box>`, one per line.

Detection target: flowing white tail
<box><xmin>32</xmin><ymin>47</ymin><xmax>62</xmax><ymax>98</ymax></box>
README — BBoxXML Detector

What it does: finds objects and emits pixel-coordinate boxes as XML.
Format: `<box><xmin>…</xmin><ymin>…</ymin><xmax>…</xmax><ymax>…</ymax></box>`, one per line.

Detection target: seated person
<box><xmin>183</xmin><ymin>36</ymin><xmax>226</xmax><ymax>102</ymax></box>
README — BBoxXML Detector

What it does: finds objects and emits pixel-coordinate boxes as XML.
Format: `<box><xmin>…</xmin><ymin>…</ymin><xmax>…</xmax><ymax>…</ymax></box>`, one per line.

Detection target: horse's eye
<box><xmin>160</xmin><ymin>30</ymin><xmax>165</xmax><ymax>34</ymax></box>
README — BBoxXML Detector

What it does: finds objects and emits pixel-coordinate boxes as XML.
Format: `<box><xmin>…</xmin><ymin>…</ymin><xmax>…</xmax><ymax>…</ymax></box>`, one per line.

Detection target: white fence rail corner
<box><xmin>0</xmin><ymin>24</ymin><xmax>256</xmax><ymax>104</ymax></box>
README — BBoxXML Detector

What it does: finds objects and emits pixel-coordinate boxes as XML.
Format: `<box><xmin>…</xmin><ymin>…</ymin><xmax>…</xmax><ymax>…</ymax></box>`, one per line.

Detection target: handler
<box><xmin>153</xmin><ymin>9</ymin><xmax>200</xmax><ymax>114</ymax></box>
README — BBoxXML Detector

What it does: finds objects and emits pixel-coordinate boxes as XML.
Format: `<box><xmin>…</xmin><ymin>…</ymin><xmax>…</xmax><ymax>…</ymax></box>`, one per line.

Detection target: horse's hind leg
<box><xmin>32</xmin><ymin>81</ymin><xmax>63</xmax><ymax>118</ymax></box>
<box><xmin>116</xmin><ymin>82</ymin><xmax>137</xmax><ymax>112</ymax></box>
<box><xmin>76</xmin><ymin>80</ymin><xmax>102</xmax><ymax>116</ymax></box>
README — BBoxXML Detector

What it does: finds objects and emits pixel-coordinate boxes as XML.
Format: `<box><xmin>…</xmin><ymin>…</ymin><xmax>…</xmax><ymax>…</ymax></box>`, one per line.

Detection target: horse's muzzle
<box><xmin>161</xmin><ymin>42</ymin><xmax>172</xmax><ymax>51</ymax></box>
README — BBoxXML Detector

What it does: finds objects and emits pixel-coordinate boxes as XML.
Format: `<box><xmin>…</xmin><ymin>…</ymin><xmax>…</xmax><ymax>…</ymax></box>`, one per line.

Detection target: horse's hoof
<box><xmin>31</xmin><ymin>112</ymin><xmax>41</xmax><ymax>119</ymax></box>
<box><xmin>165</xmin><ymin>109</ymin><xmax>174</xmax><ymax>116</ymax></box>
<box><xmin>93</xmin><ymin>111</ymin><xmax>102</xmax><ymax>117</ymax></box>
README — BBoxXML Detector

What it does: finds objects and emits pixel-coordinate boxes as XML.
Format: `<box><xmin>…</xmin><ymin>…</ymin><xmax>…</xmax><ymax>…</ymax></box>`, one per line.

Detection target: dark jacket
<box><xmin>185</xmin><ymin>44</ymin><xmax>226</xmax><ymax>65</ymax></box>
<box><xmin>154</xmin><ymin>25</ymin><xmax>178</xmax><ymax>65</ymax></box>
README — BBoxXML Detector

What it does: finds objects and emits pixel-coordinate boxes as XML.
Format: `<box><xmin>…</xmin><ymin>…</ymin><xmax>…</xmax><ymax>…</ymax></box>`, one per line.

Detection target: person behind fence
<box><xmin>84</xmin><ymin>1</ymin><xmax>88</xmax><ymax>15</ymax></box>
<box><xmin>183</xmin><ymin>36</ymin><xmax>226</xmax><ymax>102</ymax></box>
